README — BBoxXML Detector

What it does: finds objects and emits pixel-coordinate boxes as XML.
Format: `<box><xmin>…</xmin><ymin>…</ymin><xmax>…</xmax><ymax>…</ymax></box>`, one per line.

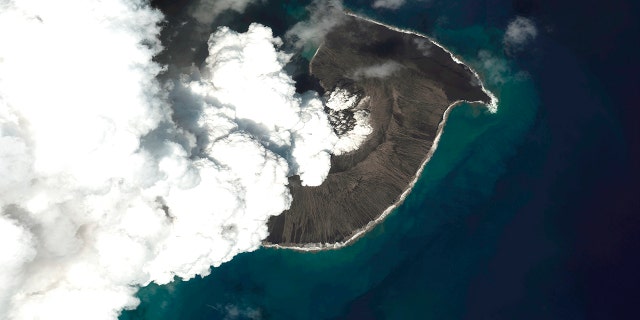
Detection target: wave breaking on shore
<box><xmin>264</xmin><ymin>12</ymin><xmax>499</xmax><ymax>251</ymax></box>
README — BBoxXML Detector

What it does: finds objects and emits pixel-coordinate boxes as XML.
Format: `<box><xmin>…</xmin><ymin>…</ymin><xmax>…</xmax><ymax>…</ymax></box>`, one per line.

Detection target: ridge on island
<box><xmin>265</xmin><ymin>13</ymin><xmax>493</xmax><ymax>249</ymax></box>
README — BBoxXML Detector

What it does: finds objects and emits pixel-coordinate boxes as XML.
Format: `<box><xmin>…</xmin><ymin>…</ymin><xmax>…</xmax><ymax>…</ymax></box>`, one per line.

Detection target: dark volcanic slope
<box><xmin>266</xmin><ymin>15</ymin><xmax>490</xmax><ymax>246</ymax></box>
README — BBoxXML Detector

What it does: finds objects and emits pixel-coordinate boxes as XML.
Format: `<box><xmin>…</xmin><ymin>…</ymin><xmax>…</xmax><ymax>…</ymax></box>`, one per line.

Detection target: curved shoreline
<box><xmin>264</xmin><ymin>99</ymin><xmax>476</xmax><ymax>251</ymax></box>
<box><xmin>263</xmin><ymin>13</ymin><xmax>499</xmax><ymax>252</ymax></box>
<box><xmin>344</xmin><ymin>11</ymin><xmax>499</xmax><ymax>113</ymax></box>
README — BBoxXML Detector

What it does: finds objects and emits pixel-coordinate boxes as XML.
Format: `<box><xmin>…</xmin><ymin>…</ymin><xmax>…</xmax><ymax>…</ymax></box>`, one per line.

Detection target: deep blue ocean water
<box><xmin>122</xmin><ymin>0</ymin><xmax>640</xmax><ymax>318</ymax></box>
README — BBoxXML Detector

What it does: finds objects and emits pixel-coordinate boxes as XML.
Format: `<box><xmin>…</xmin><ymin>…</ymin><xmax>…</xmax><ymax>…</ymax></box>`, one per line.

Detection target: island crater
<box><xmin>265</xmin><ymin>13</ymin><xmax>495</xmax><ymax>249</ymax></box>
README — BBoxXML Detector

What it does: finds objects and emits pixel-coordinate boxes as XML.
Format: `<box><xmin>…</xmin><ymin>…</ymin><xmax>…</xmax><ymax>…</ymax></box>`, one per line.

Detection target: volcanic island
<box><xmin>265</xmin><ymin>14</ymin><xmax>495</xmax><ymax>249</ymax></box>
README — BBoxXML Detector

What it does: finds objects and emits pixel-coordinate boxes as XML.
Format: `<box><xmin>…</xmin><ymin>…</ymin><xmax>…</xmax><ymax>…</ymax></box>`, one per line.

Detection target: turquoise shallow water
<box><xmin>121</xmin><ymin>68</ymin><xmax>537</xmax><ymax>319</ymax></box>
<box><xmin>123</xmin><ymin>0</ymin><xmax>640</xmax><ymax>318</ymax></box>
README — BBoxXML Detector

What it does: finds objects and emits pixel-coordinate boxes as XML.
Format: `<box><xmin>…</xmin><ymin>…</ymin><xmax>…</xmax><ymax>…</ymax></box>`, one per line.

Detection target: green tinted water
<box><xmin>121</xmin><ymin>2</ymin><xmax>539</xmax><ymax>319</ymax></box>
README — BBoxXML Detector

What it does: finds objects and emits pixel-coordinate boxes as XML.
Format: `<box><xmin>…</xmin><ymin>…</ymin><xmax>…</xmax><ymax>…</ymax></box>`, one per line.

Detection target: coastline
<box><xmin>343</xmin><ymin>11</ymin><xmax>499</xmax><ymax>113</ymax></box>
<box><xmin>264</xmin><ymin>99</ymin><xmax>476</xmax><ymax>251</ymax></box>
<box><xmin>263</xmin><ymin>13</ymin><xmax>499</xmax><ymax>252</ymax></box>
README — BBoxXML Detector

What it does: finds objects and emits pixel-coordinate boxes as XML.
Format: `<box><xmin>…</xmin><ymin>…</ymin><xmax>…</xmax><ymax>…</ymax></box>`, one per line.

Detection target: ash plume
<box><xmin>0</xmin><ymin>1</ymin><xmax>336</xmax><ymax>319</ymax></box>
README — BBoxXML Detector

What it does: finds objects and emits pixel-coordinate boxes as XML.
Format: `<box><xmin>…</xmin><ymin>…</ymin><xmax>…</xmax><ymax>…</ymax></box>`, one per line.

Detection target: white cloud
<box><xmin>325</xmin><ymin>90</ymin><xmax>373</xmax><ymax>155</ymax></box>
<box><xmin>332</xmin><ymin>109</ymin><xmax>373</xmax><ymax>155</ymax></box>
<box><xmin>352</xmin><ymin>61</ymin><xmax>404</xmax><ymax>79</ymax></box>
<box><xmin>208</xmin><ymin>303</ymin><xmax>262</xmax><ymax>320</ymax></box>
<box><xmin>286</xmin><ymin>0</ymin><xmax>346</xmax><ymax>50</ymax></box>
<box><xmin>325</xmin><ymin>88</ymin><xmax>360</xmax><ymax>111</ymax></box>
<box><xmin>503</xmin><ymin>16</ymin><xmax>537</xmax><ymax>52</ymax></box>
<box><xmin>189</xmin><ymin>0</ymin><xmax>261</xmax><ymax>25</ymax></box>
<box><xmin>413</xmin><ymin>38</ymin><xmax>433</xmax><ymax>56</ymax></box>
<box><xmin>0</xmin><ymin>215</ymin><xmax>36</xmax><ymax>316</ymax></box>
<box><xmin>0</xmin><ymin>2</ymin><xmax>335</xmax><ymax>320</ymax></box>
<box><xmin>477</xmin><ymin>50</ymin><xmax>511</xmax><ymax>85</ymax></box>
<box><xmin>185</xmin><ymin>24</ymin><xmax>337</xmax><ymax>186</ymax></box>
<box><xmin>372</xmin><ymin>0</ymin><xmax>407</xmax><ymax>10</ymax></box>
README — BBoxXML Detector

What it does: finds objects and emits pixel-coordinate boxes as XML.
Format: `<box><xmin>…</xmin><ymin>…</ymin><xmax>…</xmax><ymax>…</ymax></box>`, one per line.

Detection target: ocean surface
<box><xmin>122</xmin><ymin>0</ymin><xmax>639</xmax><ymax>319</ymax></box>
